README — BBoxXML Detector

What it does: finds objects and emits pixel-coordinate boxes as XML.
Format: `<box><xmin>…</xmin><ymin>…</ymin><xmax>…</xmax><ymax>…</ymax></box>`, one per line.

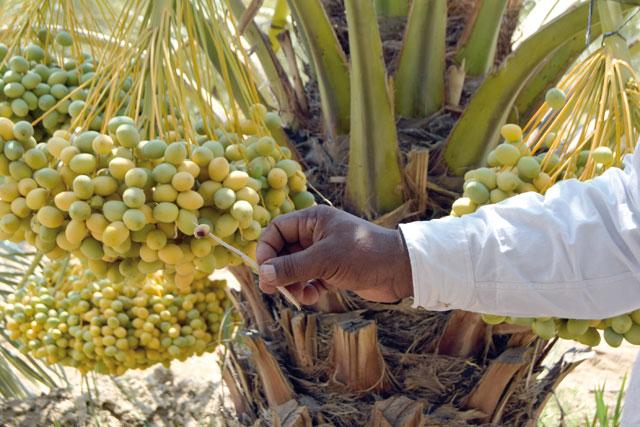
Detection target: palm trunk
<box><xmin>219</xmin><ymin>1</ymin><xmax>589</xmax><ymax>425</ymax></box>
<box><xmin>223</xmin><ymin>276</ymin><xmax>587</xmax><ymax>425</ymax></box>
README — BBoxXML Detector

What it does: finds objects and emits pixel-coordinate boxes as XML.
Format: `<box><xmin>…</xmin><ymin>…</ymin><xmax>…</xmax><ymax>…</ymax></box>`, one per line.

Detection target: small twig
<box><xmin>17</xmin><ymin>253</ymin><xmax>43</xmax><ymax>288</ymax></box>
<box><xmin>237</xmin><ymin>0</ymin><xmax>265</xmax><ymax>35</ymax></box>
<box><xmin>525</xmin><ymin>339</ymin><xmax>540</xmax><ymax>389</ymax></box>
<box><xmin>308</xmin><ymin>182</ymin><xmax>334</xmax><ymax>207</ymax></box>
<box><xmin>278</xmin><ymin>30</ymin><xmax>309</xmax><ymax>115</ymax></box>
<box><xmin>194</xmin><ymin>225</ymin><xmax>301</xmax><ymax>310</ymax></box>
<box><xmin>599</xmin><ymin>5</ymin><xmax>640</xmax><ymax>45</ymax></box>
<box><xmin>426</xmin><ymin>181</ymin><xmax>460</xmax><ymax>198</ymax></box>
<box><xmin>551</xmin><ymin>391</ymin><xmax>567</xmax><ymax>425</ymax></box>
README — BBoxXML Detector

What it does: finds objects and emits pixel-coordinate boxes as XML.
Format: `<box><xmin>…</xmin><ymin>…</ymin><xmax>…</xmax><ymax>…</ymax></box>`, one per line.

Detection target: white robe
<box><xmin>625</xmin><ymin>352</ymin><xmax>640</xmax><ymax>425</ymax></box>
<box><xmin>399</xmin><ymin>144</ymin><xmax>640</xmax><ymax>424</ymax></box>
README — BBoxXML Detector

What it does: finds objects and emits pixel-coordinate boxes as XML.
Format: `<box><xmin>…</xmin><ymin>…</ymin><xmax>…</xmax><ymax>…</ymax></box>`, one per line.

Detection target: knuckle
<box><xmin>255</xmin><ymin>243</ymin><xmax>269</xmax><ymax>263</ymax></box>
<box><xmin>311</xmin><ymin>204</ymin><xmax>334</xmax><ymax>227</ymax></box>
<box><xmin>315</xmin><ymin>204</ymin><xmax>332</xmax><ymax>216</ymax></box>
<box><xmin>279</xmin><ymin>256</ymin><xmax>299</xmax><ymax>283</ymax></box>
<box><xmin>258</xmin><ymin>222</ymin><xmax>276</xmax><ymax>240</ymax></box>
<box><xmin>271</xmin><ymin>214</ymin><xmax>288</xmax><ymax>228</ymax></box>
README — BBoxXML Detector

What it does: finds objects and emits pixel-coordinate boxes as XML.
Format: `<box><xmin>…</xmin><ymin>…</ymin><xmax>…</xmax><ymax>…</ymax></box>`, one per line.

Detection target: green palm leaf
<box><xmin>0</xmin><ymin>243</ymin><xmax>62</xmax><ymax>400</ymax></box>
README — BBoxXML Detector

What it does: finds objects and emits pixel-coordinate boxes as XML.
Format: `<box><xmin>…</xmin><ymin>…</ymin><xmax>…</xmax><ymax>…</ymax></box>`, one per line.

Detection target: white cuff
<box><xmin>399</xmin><ymin>217</ymin><xmax>476</xmax><ymax>311</ymax></box>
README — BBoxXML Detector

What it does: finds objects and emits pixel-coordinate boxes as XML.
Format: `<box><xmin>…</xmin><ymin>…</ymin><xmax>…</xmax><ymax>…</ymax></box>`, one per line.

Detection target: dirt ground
<box><xmin>539</xmin><ymin>340</ymin><xmax>637</xmax><ymax>426</ymax></box>
<box><xmin>0</xmin><ymin>352</ymin><xmax>228</xmax><ymax>427</ymax></box>
<box><xmin>0</xmin><ymin>271</ymin><xmax>240</xmax><ymax>427</ymax></box>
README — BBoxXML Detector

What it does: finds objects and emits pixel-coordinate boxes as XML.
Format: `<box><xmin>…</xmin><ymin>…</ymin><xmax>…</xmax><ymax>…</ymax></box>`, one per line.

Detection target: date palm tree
<box><xmin>217</xmin><ymin>1</ymin><xmax>640</xmax><ymax>425</ymax></box>
<box><xmin>0</xmin><ymin>1</ymin><xmax>637</xmax><ymax>426</ymax></box>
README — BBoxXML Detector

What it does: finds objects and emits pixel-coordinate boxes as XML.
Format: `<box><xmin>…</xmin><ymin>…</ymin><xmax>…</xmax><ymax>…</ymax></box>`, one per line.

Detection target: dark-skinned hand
<box><xmin>256</xmin><ymin>205</ymin><xmax>413</xmax><ymax>306</ymax></box>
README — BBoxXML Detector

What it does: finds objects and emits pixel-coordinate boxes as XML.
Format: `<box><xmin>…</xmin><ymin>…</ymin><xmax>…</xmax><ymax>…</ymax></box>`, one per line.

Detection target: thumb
<box><xmin>259</xmin><ymin>244</ymin><xmax>328</xmax><ymax>290</ymax></box>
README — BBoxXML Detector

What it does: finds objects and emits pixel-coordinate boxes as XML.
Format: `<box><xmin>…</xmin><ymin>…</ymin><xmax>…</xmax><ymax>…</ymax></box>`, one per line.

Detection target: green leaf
<box><xmin>511</xmin><ymin>22</ymin><xmax>604</xmax><ymax>123</ymax></box>
<box><xmin>344</xmin><ymin>0</ymin><xmax>404</xmax><ymax>217</ymax></box>
<box><xmin>610</xmin><ymin>0</ymin><xmax>640</xmax><ymax>5</ymax></box>
<box><xmin>374</xmin><ymin>0</ymin><xmax>409</xmax><ymax>16</ymax></box>
<box><xmin>287</xmin><ymin>0</ymin><xmax>350</xmax><ymax>138</ymax></box>
<box><xmin>186</xmin><ymin>0</ymin><xmax>259</xmax><ymax>115</ymax></box>
<box><xmin>0</xmin><ymin>326</ymin><xmax>60</xmax><ymax>393</ymax></box>
<box><xmin>454</xmin><ymin>0</ymin><xmax>508</xmax><ymax>76</ymax></box>
<box><xmin>513</xmin><ymin>0</ymin><xmax>640</xmax><ymax>122</ymax></box>
<box><xmin>0</xmin><ymin>347</ymin><xmax>55</xmax><ymax>389</ymax></box>
<box><xmin>599</xmin><ymin>1</ymin><xmax>633</xmax><ymax>66</ymax></box>
<box><xmin>613</xmin><ymin>374</ymin><xmax>627</xmax><ymax>426</ymax></box>
<box><xmin>594</xmin><ymin>383</ymin><xmax>608</xmax><ymax>426</ymax></box>
<box><xmin>228</xmin><ymin>0</ymin><xmax>292</xmax><ymax>111</ymax></box>
<box><xmin>444</xmin><ymin>2</ymin><xmax>610</xmax><ymax>175</ymax></box>
<box><xmin>394</xmin><ymin>0</ymin><xmax>446</xmax><ymax>118</ymax></box>
<box><xmin>219</xmin><ymin>307</ymin><xmax>235</xmax><ymax>343</ymax></box>
<box><xmin>0</xmin><ymin>353</ymin><xmax>29</xmax><ymax>399</ymax></box>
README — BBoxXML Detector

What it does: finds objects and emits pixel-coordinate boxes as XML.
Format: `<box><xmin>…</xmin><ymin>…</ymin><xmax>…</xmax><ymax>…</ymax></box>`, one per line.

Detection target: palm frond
<box><xmin>0</xmin><ymin>247</ymin><xmax>63</xmax><ymax>400</ymax></box>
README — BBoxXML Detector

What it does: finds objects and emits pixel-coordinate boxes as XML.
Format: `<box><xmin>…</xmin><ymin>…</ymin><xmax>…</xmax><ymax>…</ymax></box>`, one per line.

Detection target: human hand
<box><xmin>256</xmin><ymin>205</ymin><xmax>413</xmax><ymax>306</ymax></box>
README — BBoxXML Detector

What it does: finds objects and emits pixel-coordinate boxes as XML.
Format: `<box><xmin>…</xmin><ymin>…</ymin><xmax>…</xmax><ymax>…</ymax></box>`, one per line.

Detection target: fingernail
<box><xmin>260</xmin><ymin>264</ymin><xmax>276</xmax><ymax>284</ymax></box>
<box><xmin>302</xmin><ymin>284</ymin><xmax>319</xmax><ymax>305</ymax></box>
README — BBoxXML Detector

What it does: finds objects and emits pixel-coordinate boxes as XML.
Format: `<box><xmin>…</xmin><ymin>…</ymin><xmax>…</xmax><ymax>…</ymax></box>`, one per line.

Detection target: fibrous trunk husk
<box><xmin>369</xmin><ymin>395</ymin><xmax>424</xmax><ymax>427</ymax></box>
<box><xmin>272</xmin><ymin>399</ymin><xmax>313</xmax><ymax>427</ymax></box>
<box><xmin>280</xmin><ymin>309</ymin><xmax>318</xmax><ymax>370</ymax></box>
<box><xmin>220</xmin><ymin>1</ymin><xmax>567</xmax><ymax>425</ymax></box>
<box><xmin>243</xmin><ymin>333</ymin><xmax>295</xmax><ymax>407</ymax></box>
<box><xmin>312</xmin><ymin>290</ymin><xmax>350</xmax><ymax>313</ymax></box>
<box><xmin>464</xmin><ymin>347</ymin><xmax>533</xmax><ymax>421</ymax></box>
<box><xmin>330</xmin><ymin>319</ymin><xmax>389</xmax><ymax>393</ymax></box>
<box><xmin>222</xmin><ymin>286</ymin><xmax>572</xmax><ymax>426</ymax></box>
<box><xmin>229</xmin><ymin>265</ymin><xmax>274</xmax><ymax>336</ymax></box>
<box><xmin>437</xmin><ymin>311</ymin><xmax>488</xmax><ymax>358</ymax></box>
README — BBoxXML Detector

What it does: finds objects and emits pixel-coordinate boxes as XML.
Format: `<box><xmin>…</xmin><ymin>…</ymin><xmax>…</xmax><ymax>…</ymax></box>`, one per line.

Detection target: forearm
<box><xmin>400</xmin><ymin>153</ymin><xmax>640</xmax><ymax>319</ymax></box>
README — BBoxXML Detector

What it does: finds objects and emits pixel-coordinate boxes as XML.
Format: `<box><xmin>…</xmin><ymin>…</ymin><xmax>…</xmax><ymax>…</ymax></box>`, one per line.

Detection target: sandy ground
<box><xmin>539</xmin><ymin>340</ymin><xmax>637</xmax><ymax>426</ymax></box>
<box><xmin>0</xmin><ymin>353</ymin><xmax>229</xmax><ymax>427</ymax></box>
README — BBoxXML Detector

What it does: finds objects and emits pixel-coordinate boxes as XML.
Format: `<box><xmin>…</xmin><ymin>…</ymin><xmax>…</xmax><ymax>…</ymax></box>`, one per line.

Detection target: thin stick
<box><xmin>307</xmin><ymin>182</ymin><xmax>334</xmax><ymax>207</ymax></box>
<box><xmin>200</xmin><ymin>229</ymin><xmax>301</xmax><ymax>310</ymax></box>
<box><xmin>17</xmin><ymin>253</ymin><xmax>43</xmax><ymax>288</ymax></box>
<box><xmin>237</xmin><ymin>0</ymin><xmax>265</xmax><ymax>35</ymax></box>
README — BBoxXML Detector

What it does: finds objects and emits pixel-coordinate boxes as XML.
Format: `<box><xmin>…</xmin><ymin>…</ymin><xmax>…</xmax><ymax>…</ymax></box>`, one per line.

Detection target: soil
<box><xmin>539</xmin><ymin>340</ymin><xmax>638</xmax><ymax>426</ymax></box>
<box><xmin>0</xmin><ymin>354</ymin><xmax>227</xmax><ymax>427</ymax></box>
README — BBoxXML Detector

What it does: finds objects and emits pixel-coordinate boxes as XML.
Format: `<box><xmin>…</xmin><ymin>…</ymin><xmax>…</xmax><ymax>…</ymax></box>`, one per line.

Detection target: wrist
<box><xmin>391</xmin><ymin>228</ymin><xmax>414</xmax><ymax>300</ymax></box>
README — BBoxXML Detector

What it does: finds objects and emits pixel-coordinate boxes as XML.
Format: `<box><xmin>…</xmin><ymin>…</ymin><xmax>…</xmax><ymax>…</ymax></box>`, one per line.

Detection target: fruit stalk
<box><xmin>194</xmin><ymin>224</ymin><xmax>301</xmax><ymax>310</ymax></box>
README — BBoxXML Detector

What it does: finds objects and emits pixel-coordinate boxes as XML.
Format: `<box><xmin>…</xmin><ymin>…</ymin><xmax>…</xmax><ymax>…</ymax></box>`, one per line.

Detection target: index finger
<box><xmin>256</xmin><ymin>209</ymin><xmax>313</xmax><ymax>265</ymax></box>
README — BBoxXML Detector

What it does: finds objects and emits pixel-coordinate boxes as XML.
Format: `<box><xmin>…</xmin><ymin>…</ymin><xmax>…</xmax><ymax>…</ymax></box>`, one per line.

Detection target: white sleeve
<box><xmin>399</xmin><ymin>146</ymin><xmax>640</xmax><ymax>320</ymax></box>
<box><xmin>621</xmin><ymin>352</ymin><xmax>640</xmax><ymax>426</ymax></box>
